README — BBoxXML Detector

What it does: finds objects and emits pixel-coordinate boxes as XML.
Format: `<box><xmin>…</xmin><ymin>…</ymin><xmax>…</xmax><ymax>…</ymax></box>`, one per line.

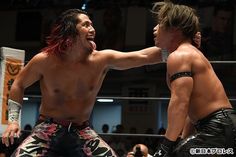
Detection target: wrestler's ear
<box><xmin>193</xmin><ymin>32</ymin><xmax>201</xmax><ymax>48</ymax></box>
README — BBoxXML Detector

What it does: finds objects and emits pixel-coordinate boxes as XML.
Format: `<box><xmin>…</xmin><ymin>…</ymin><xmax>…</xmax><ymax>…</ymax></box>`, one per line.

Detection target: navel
<box><xmin>89</xmin><ymin>86</ymin><xmax>94</xmax><ymax>91</ymax></box>
<box><xmin>54</xmin><ymin>89</ymin><xmax>60</xmax><ymax>93</ymax></box>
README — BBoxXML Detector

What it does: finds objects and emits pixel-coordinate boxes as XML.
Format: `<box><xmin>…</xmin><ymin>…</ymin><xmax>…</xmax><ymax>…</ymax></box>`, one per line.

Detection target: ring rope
<box><xmin>99</xmin><ymin>133</ymin><xmax>164</xmax><ymax>137</ymax></box>
<box><xmin>19</xmin><ymin>130</ymin><xmax>164</xmax><ymax>138</ymax></box>
<box><xmin>210</xmin><ymin>61</ymin><xmax>236</xmax><ymax>64</ymax></box>
<box><xmin>24</xmin><ymin>95</ymin><xmax>236</xmax><ymax>101</ymax></box>
<box><xmin>97</xmin><ymin>96</ymin><xmax>170</xmax><ymax>100</ymax></box>
<box><xmin>97</xmin><ymin>96</ymin><xmax>236</xmax><ymax>101</ymax></box>
<box><xmin>22</xmin><ymin>60</ymin><xmax>236</xmax><ymax>64</ymax></box>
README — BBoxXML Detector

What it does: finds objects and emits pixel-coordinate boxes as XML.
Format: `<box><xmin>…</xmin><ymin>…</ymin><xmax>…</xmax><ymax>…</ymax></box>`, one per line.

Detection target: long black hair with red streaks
<box><xmin>41</xmin><ymin>9</ymin><xmax>88</xmax><ymax>55</ymax></box>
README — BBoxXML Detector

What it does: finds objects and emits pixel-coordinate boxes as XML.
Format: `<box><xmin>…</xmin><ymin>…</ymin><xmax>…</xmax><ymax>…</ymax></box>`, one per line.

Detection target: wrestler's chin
<box><xmin>86</xmin><ymin>48</ymin><xmax>93</xmax><ymax>54</ymax></box>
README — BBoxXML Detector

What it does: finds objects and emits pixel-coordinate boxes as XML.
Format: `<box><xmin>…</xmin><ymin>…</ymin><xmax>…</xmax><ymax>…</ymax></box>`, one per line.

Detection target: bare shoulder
<box><xmin>25</xmin><ymin>52</ymin><xmax>51</xmax><ymax>70</ymax></box>
<box><xmin>91</xmin><ymin>49</ymin><xmax>120</xmax><ymax>59</ymax></box>
<box><xmin>167</xmin><ymin>46</ymin><xmax>195</xmax><ymax>72</ymax></box>
<box><xmin>168</xmin><ymin>44</ymin><xmax>199</xmax><ymax>63</ymax></box>
<box><xmin>30</xmin><ymin>52</ymin><xmax>49</xmax><ymax>63</ymax></box>
<box><xmin>19</xmin><ymin>52</ymin><xmax>50</xmax><ymax>78</ymax></box>
<box><xmin>167</xmin><ymin>50</ymin><xmax>190</xmax><ymax>65</ymax></box>
<box><xmin>94</xmin><ymin>49</ymin><xmax>118</xmax><ymax>55</ymax></box>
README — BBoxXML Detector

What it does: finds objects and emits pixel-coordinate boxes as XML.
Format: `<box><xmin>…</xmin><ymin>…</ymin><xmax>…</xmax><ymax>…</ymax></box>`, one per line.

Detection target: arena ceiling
<box><xmin>0</xmin><ymin>0</ymin><xmax>234</xmax><ymax>11</ymax></box>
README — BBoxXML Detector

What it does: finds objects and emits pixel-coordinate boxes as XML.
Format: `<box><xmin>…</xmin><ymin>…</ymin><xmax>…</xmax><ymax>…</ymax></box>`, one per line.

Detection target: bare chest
<box><xmin>41</xmin><ymin>63</ymin><xmax>106</xmax><ymax>98</ymax></box>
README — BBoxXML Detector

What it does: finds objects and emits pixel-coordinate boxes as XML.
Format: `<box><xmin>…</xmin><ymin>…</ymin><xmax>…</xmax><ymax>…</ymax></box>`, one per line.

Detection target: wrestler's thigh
<box><xmin>78</xmin><ymin>128</ymin><xmax>118</xmax><ymax>157</ymax></box>
<box><xmin>11</xmin><ymin>123</ymin><xmax>58</xmax><ymax>157</ymax></box>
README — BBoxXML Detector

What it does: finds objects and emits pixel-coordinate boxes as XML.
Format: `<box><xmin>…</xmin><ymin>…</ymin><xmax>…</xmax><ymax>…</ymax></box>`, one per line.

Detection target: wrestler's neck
<box><xmin>168</xmin><ymin>37</ymin><xmax>192</xmax><ymax>53</ymax></box>
<box><xmin>164</xmin><ymin>29</ymin><xmax>191</xmax><ymax>53</ymax></box>
<box><xmin>62</xmin><ymin>44</ymin><xmax>93</xmax><ymax>63</ymax></box>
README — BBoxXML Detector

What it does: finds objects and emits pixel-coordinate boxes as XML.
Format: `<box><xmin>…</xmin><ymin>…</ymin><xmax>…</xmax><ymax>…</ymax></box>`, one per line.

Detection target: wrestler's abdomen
<box><xmin>38</xmin><ymin>59</ymin><xmax>107</xmax><ymax>123</ymax></box>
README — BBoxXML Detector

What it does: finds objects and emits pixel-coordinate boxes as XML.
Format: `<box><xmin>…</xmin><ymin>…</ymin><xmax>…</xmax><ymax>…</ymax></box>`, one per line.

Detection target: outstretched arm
<box><xmin>102</xmin><ymin>46</ymin><xmax>164</xmax><ymax>70</ymax></box>
<box><xmin>101</xmin><ymin>31</ymin><xmax>200</xmax><ymax>71</ymax></box>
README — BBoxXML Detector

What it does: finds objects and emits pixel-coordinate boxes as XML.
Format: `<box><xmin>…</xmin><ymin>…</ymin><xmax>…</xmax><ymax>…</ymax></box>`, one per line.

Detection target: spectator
<box><xmin>96</xmin><ymin>6</ymin><xmax>126</xmax><ymax>51</ymax></box>
<box><xmin>113</xmin><ymin>124</ymin><xmax>124</xmax><ymax>133</ymax></box>
<box><xmin>102</xmin><ymin>124</ymin><xmax>109</xmax><ymax>133</ymax></box>
<box><xmin>201</xmin><ymin>3</ymin><xmax>234</xmax><ymax>60</ymax></box>
<box><xmin>126</xmin><ymin>144</ymin><xmax>153</xmax><ymax>157</ymax></box>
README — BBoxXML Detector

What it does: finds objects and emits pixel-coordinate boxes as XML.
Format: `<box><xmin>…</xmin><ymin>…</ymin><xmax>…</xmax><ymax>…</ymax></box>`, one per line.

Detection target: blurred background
<box><xmin>0</xmin><ymin>0</ymin><xmax>235</xmax><ymax>156</ymax></box>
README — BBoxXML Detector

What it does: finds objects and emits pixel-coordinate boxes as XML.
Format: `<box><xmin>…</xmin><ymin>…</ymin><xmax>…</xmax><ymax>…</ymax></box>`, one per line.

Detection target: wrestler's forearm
<box><xmin>165</xmin><ymin>100</ymin><xmax>188</xmax><ymax>141</ymax></box>
<box><xmin>109</xmin><ymin>46</ymin><xmax>163</xmax><ymax>70</ymax></box>
<box><xmin>139</xmin><ymin>46</ymin><xmax>165</xmax><ymax>63</ymax></box>
<box><xmin>9</xmin><ymin>83</ymin><xmax>25</xmax><ymax>105</ymax></box>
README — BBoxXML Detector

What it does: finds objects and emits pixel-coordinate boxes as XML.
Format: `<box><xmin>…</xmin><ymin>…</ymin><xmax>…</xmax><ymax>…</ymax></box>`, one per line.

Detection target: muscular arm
<box><xmin>165</xmin><ymin>52</ymin><xmax>193</xmax><ymax>141</ymax></box>
<box><xmin>103</xmin><ymin>46</ymin><xmax>163</xmax><ymax>70</ymax></box>
<box><xmin>9</xmin><ymin>53</ymin><xmax>43</xmax><ymax>104</ymax></box>
<box><xmin>2</xmin><ymin>53</ymin><xmax>44</xmax><ymax>146</ymax></box>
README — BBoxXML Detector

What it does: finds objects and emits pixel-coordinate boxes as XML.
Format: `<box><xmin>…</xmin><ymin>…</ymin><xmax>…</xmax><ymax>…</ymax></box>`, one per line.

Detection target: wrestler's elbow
<box><xmin>10</xmin><ymin>82</ymin><xmax>25</xmax><ymax>96</ymax></box>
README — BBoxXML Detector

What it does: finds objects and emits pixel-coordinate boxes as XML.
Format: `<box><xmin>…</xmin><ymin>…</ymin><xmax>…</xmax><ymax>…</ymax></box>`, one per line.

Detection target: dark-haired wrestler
<box><xmin>152</xmin><ymin>2</ymin><xmax>236</xmax><ymax>157</ymax></box>
<box><xmin>1</xmin><ymin>9</ymin><xmax>163</xmax><ymax>157</ymax></box>
<box><xmin>2</xmin><ymin>8</ymin><xmax>201</xmax><ymax>157</ymax></box>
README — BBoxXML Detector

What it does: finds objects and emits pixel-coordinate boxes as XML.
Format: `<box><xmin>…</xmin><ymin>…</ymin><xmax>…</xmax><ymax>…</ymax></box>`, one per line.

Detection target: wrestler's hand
<box><xmin>153</xmin><ymin>137</ymin><xmax>176</xmax><ymax>157</ymax></box>
<box><xmin>193</xmin><ymin>32</ymin><xmax>201</xmax><ymax>48</ymax></box>
<box><xmin>2</xmin><ymin>122</ymin><xmax>21</xmax><ymax>147</ymax></box>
